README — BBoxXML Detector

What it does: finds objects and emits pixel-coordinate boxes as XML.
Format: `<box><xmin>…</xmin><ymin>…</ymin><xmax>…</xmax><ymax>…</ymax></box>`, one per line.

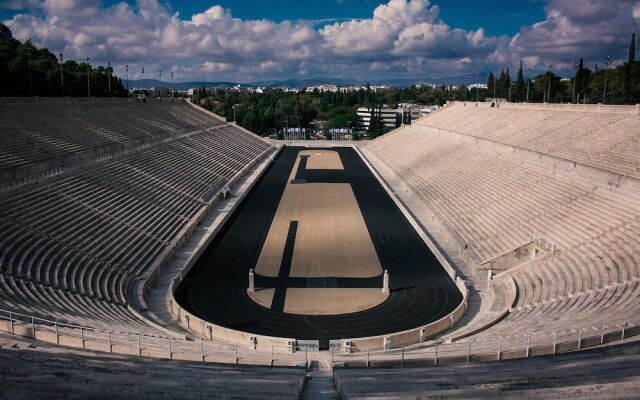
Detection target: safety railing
<box><xmin>0</xmin><ymin>309</ymin><xmax>307</xmax><ymax>366</ymax></box>
<box><xmin>330</xmin><ymin>312</ymin><xmax>640</xmax><ymax>367</ymax></box>
<box><xmin>1</xmin><ymin>307</ymin><xmax>638</xmax><ymax>369</ymax></box>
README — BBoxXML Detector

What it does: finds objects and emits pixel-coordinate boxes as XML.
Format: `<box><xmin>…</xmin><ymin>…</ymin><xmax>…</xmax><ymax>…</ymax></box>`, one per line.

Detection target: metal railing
<box><xmin>0</xmin><ymin>309</ymin><xmax>306</xmax><ymax>366</ymax></box>
<box><xmin>331</xmin><ymin>312</ymin><xmax>639</xmax><ymax>367</ymax></box>
<box><xmin>534</xmin><ymin>232</ymin><xmax>562</xmax><ymax>253</ymax></box>
<box><xmin>1</xmin><ymin>308</ymin><xmax>637</xmax><ymax>368</ymax></box>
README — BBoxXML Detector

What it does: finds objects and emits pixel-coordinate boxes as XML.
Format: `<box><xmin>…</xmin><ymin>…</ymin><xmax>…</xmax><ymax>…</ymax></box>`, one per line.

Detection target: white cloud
<box><xmin>42</xmin><ymin>0</ymin><xmax>99</xmax><ymax>17</ymax></box>
<box><xmin>2</xmin><ymin>0</ymin><xmax>638</xmax><ymax>82</ymax></box>
<box><xmin>633</xmin><ymin>3</ymin><xmax>640</xmax><ymax>21</ymax></box>
<box><xmin>507</xmin><ymin>0</ymin><xmax>638</xmax><ymax>70</ymax></box>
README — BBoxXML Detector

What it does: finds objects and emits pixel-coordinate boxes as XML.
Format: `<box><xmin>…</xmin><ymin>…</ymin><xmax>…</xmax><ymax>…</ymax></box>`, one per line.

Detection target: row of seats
<box><xmin>0</xmin><ymin>103</ymin><xmax>271</xmax><ymax>333</ymax></box>
<box><xmin>0</xmin><ymin>333</ymin><xmax>305</xmax><ymax>400</ymax></box>
<box><xmin>0</xmin><ymin>100</ymin><xmax>225</xmax><ymax>184</ymax></box>
<box><xmin>415</xmin><ymin>103</ymin><xmax>639</xmax><ymax>178</ymax></box>
<box><xmin>334</xmin><ymin>339</ymin><xmax>640</xmax><ymax>399</ymax></box>
<box><xmin>366</xmin><ymin>105</ymin><xmax>640</xmax><ymax>344</ymax></box>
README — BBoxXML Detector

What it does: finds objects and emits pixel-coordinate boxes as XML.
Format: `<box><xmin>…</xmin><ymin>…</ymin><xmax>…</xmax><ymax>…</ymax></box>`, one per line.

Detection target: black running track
<box><xmin>175</xmin><ymin>147</ymin><xmax>462</xmax><ymax>346</ymax></box>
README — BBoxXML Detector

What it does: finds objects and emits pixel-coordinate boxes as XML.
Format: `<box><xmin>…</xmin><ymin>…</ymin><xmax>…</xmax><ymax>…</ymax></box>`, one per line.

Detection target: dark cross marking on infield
<box><xmin>290</xmin><ymin>155</ymin><xmax>309</xmax><ymax>184</ymax></box>
<box><xmin>256</xmin><ymin>275</ymin><xmax>384</xmax><ymax>289</ymax></box>
<box><xmin>291</xmin><ymin>153</ymin><xmax>350</xmax><ymax>184</ymax></box>
<box><xmin>270</xmin><ymin>220</ymin><xmax>299</xmax><ymax>312</ymax></box>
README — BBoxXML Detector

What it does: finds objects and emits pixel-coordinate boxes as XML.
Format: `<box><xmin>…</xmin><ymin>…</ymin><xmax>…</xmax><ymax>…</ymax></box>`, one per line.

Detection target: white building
<box><xmin>306</xmin><ymin>85</ymin><xmax>340</xmax><ymax>93</ymax></box>
<box><xmin>357</xmin><ymin>105</ymin><xmax>423</xmax><ymax>129</ymax></box>
<box><xmin>468</xmin><ymin>83</ymin><xmax>488</xmax><ymax>89</ymax></box>
<box><xmin>357</xmin><ymin>107</ymin><xmax>399</xmax><ymax>129</ymax></box>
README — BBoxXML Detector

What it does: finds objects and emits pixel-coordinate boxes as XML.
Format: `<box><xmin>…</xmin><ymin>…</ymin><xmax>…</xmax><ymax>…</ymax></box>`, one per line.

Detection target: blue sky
<box><xmin>1</xmin><ymin>0</ymin><xmax>636</xmax><ymax>82</ymax></box>
<box><xmin>1</xmin><ymin>0</ymin><xmax>546</xmax><ymax>36</ymax></box>
<box><xmin>163</xmin><ymin>0</ymin><xmax>546</xmax><ymax>36</ymax></box>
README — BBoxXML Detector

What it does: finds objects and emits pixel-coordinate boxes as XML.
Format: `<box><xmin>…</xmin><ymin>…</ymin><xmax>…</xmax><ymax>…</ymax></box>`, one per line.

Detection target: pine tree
<box><xmin>624</xmin><ymin>33</ymin><xmax>636</xmax><ymax>103</ymax></box>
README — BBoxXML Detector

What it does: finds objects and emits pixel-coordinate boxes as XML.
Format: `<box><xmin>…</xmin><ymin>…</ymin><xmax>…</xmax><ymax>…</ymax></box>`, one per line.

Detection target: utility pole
<box><xmin>603</xmin><ymin>55</ymin><xmax>611</xmax><ymax>104</ymax></box>
<box><xmin>546</xmin><ymin>64</ymin><xmax>553</xmax><ymax>103</ymax></box>
<box><xmin>126</xmin><ymin>64</ymin><xmax>129</xmax><ymax>92</ymax></box>
<box><xmin>26</xmin><ymin>48</ymin><xmax>33</xmax><ymax>96</ymax></box>
<box><xmin>86</xmin><ymin>57</ymin><xmax>91</xmax><ymax>97</ymax></box>
<box><xmin>59</xmin><ymin>53</ymin><xmax>64</xmax><ymax>96</ymax></box>
<box><xmin>464</xmin><ymin>76</ymin><xmax>467</xmax><ymax>102</ymax></box>
<box><xmin>107</xmin><ymin>61</ymin><xmax>112</xmax><ymax>97</ymax></box>
<box><xmin>526</xmin><ymin>67</ymin><xmax>532</xmax><ymax>102</ymax></box>
<box><xmin>572</xmin><ymin>60</ymin><xmax>578</xmax><ymax>104</ymax></box>
<box><xmin>493</xmin><ymin>75</ymin><xmax>496</xmax><ymax>99</ymax></box>
<box><xmin>508</xmin><ymin>70</ymin><xmax>513</xmax><ymax>102</ymax></box>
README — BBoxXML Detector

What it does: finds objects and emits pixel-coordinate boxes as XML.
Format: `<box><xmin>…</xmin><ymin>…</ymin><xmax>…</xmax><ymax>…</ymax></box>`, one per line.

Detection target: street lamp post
<box><xmin>603</xmin><ymin>55</ymin><xmax>611</xmax><ymax>104</ymax></box>
<box><xmin>464</xmin><ymin>76</ymin><xmax>467</xmax><ymax>102</ymax></box>
<box><xmin>107</xmin><ymin>61</ymin><xmax>112</xmax><ymax>97</ymax></box>
<box><xmin>26</xmin><ymin>49</ymin><xmax>33</xmax><ymax>96</ymax></box>
<box><xmin>475</xmin><ymin>75</ymin><xmax>480</xmax><ymax>103</ymax></box>
<box><xmin>508</xmin><ymin>70</ymin><xmax>513</xmax><ymax>102</ymax></box>
<box><xmin>526</xmin><ymin>67</ymin><xmax>532</xmax><ymax>102</ymax></box>
<box><xmin>493</xmin><ymin>74</ymin><xmax>496</xmax><ymax>99</ymax></box>
<box><xmin>159</xmin><ymin>70</ymin><xmax>162</xmax><ymax>99</ymax></box>
<box><xmin>233</xmin><ymin>105</ymin><xmax>236</xmax><ymax>124</ymax></box>
<box><xmin>171</xmin><ymin>71</ymin><xmax>174</xmax><ymax>101</ymax></box>
<box><xmin>86</xmin><ymin>57</ymin><xmax>91</xmax><ymax>97</ymax></box>
<box><xmin>141</xmin><ymin>66</ymin><xmax>145</xmax><ymax>97</ymax></box>
<box><xmin>546</xmin><ymin>64</ymin><xmax>553</xmax><ymax>103</ymax></box>
<box><xmin>572</xmin><ymin>60</ymin><xmax>578</xmax><ymax>104</ymax></box>
<box><xmin>59</xmin><ymin>53</ymin><xmax>64</xmax><ymax>97</ymax></box>
<box><xmin>125</xmin><ymin>64</ymin><xmax>129</xmax><ymax>92</ymax></box>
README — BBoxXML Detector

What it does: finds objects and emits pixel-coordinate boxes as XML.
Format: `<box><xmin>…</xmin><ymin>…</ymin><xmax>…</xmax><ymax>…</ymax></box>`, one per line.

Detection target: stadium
<box><xmin>1</xmin><ymin>1</ymin><xmax>640</xmax><ymax>399</ymax></box>
<box><xmin>1</xmin><ymin>96</ymin><xmax>639</xmax><ymax>398</ymax></box>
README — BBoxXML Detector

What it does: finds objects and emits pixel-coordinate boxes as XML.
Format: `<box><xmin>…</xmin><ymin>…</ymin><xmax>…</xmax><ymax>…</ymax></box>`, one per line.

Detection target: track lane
<box><xmin>175</xmin><ymin>147</ymin><xmax>462</xmax><ymax>343</ymax></box>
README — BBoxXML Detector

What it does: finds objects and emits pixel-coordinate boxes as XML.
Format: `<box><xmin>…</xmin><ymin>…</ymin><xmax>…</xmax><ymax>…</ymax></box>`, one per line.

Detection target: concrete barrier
<box><xmin>343</xmin><ymin>277</ymin><xmax>469</xmax><ymax>351</ymax></box>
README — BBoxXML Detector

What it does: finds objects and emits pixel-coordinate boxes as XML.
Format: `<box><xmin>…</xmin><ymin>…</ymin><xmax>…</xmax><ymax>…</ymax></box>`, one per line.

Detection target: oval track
<box><xmin>175</xmin><ymin>146</ymin><xmax>462</xmax><ymax>344</ymax></box>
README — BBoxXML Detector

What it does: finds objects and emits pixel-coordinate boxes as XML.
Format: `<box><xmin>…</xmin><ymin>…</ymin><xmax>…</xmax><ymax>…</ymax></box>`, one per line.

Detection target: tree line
<box><xmin>193</xmin><ymin>85</ymin><xmax>442</xmax><ymax>137</ymax></box>
<box><xmin>0</xmin><ymin>23</ymin><xmax>127</xmax><ymax>97</ymax></box>
<box><xmin>484</xmin><ymin>33</ymin><xmax>638</xmax><ymax>104</ymax></box>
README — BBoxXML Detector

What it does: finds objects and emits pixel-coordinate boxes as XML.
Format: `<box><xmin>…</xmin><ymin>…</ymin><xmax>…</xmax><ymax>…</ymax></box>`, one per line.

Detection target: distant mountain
<box><xmin>123</xmin><ymin>79</ymin><xmax>245</xmax><ymax>91</ymax></box>
<box><xmin>123</xmin><ymin>74</ymin><xmax>487</xmax><ymax>91</ymax></box>
<box><xmin>249</xmin><ymin>77</ymin><xmax>364</xmax><ymax>88</ymax></box>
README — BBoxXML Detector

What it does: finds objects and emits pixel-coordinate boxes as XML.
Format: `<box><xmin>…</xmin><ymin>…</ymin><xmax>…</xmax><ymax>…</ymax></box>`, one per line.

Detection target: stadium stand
<box><xmin>0</xmin><ymin>98</ymin><xmax>225</xmax><ymax>186</ymax></box>
<box><xmin>0</xmin><ymin>333</ymin><xmax>305</xmax><ymax>400</ymax></box>
<box><xmin>334</xmin><ymin>338</ymin><xmax>640</xmax><ymax>399</ymax></box>
<box><xmin>2</xmin><ymin>97</ymin><xmax>640</xmax><ymax>397</ymax></box>
<box><xmin>0</xmin><ymin>99</ymin><xmax>273</xmax><ymax>336</ymax></box>
<box><xmin>364</xmin><ymin>101</ymin><xmax>640</xmax><ymax>351</ymax></box>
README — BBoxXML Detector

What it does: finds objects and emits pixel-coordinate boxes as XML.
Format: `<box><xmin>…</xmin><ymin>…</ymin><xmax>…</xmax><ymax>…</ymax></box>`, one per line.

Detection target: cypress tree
<box><xmin>576</xmin><ymin>58</ymin><xmax>586</xmax><ymax>100</ymax></box>
<box><xmin>516</xmin><ymin>61</ymin><xmax>525</xmax><ymax>102</ymax></box>
<box><xmin>487</xmin><ymin>72</ymin><xmax>496</xmax><ymax>98</ymax></box>
<box><xmin>624</xmin><ymin>33</ymin><xmax>636</xmax><ymax>103</ymax></box>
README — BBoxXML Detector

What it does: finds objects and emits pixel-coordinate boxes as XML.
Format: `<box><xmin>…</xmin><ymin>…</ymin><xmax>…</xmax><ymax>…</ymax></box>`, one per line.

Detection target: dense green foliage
<box><xmin>0</xmin><ymin>23</ymin><xmax>127</xmax><ymax>97</ymax></box>
<box><xmin>194</xmin><ymin>86</ymin><xmax>451</xmax><ymax>136</ymax></box>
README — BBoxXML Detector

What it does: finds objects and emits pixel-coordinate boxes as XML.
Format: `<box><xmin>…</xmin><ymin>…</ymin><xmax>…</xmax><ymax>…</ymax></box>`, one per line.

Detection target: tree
<box><xmin>624</xmin><ymin>32</ymin><xmax>636</xmax><ymax>103</ymax></box>
<box><xmin>487</xmin><ymin>72</ymin><xmax>496</xmax><ymax>98</ymax></box>
<box><xmin>497</xmin><ymin>69</ymin><xmax>511</xmax><ymax>99</ymax></box>
<box><xmin>515</xmin><ymin>61</ymin><xmax>525</xmax><ymax>102</ymax></box>
<box><xmin>0</xmin><ymin>24</ymin><xmax>127</xmax><ymax>97</ymax></box>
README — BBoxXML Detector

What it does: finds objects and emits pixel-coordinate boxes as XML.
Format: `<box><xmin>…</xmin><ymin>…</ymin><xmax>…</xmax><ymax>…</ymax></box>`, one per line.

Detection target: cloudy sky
<box><xmin>1</xmin><ymin>0</ymin><xmax>638</xmax><ymax>83</ymax></box>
